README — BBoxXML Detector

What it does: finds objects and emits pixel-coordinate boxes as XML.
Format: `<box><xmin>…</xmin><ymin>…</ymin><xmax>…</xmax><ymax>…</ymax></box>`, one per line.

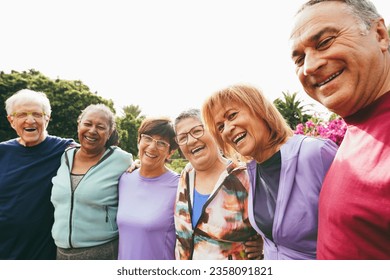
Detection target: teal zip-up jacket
<box><xmin>51</xmin><ymin>146</ymin><xmax>132</xmax><ymax>248</ymax></box>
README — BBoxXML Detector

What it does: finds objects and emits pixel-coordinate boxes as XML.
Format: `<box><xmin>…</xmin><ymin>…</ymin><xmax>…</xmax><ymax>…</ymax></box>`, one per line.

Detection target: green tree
<box><xmin>0</xmin><ymin>69</ymin><xmax>114</xmax><ymax>141</ymax></box>
<box><xmin>167</xmin><ymin>157</ymin><xmax>188</xmax><ymax>174</ymax></box>
<box><xmin>123</xmin><ymin>104</ymin><xmax>143</xmax><ymax>119</ymax></box>
<box><xmin>116</xmin><ymin>104</ymin><xmax>145</xmax><ymax>156</ymax></box>
<box><xmin>273</xmin><ymin>91</ymin><xmax>312</xmax><ymax>129</ymax></box>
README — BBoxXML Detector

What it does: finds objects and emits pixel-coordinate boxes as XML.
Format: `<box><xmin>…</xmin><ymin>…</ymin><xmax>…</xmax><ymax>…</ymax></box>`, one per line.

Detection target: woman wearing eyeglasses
<box><xmin>117</xmin><ymin>117</ymin><xmax>180</xmax><ymax>260</ymax></box>
<box><xmin>174</xmin><ymin>109</ymin><xmax>262</xmax><ymax>260</ymax></box>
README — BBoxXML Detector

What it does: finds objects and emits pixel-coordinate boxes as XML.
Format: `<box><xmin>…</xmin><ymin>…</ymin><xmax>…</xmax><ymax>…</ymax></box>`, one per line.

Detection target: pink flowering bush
<box><xmin>294</xmin><ymin>115</ymin><xmax>347</xmax><ymax>146</ymax></box>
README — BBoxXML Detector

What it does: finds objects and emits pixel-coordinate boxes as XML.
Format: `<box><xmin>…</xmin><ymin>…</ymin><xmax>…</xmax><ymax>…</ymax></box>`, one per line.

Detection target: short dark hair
<box><xmin>138</xmin><ymin>117</ymin><xmax>178</xmax><ymax>152</ymax></box>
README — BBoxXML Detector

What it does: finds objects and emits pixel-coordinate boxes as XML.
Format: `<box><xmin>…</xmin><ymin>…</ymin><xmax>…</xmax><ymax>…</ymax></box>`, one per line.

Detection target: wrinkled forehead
<box><xmin>290</xmin><ymin>1</ymin><xmax>350</xmax><ymax>38</ymax></box>
<box><xmin>289</xmin><ymin>2</ymin><xmax>356</xmax><ymax>54</ymax></box>
<box><xmin>12</xmin><ymin>100</ymin><xmax>44</xmax><ymax>111</ymax></box>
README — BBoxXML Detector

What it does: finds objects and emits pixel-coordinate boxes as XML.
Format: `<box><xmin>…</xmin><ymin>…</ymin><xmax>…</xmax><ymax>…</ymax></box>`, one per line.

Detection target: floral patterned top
<box><xmin>174</xmin><ymin>161</ymin><xmax>258</xmax><ymax>260</ymax></box>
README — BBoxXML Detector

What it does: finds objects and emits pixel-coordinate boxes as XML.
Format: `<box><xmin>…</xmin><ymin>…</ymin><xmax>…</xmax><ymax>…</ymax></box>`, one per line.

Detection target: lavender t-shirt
<box><xmin>117</xmin><ymin>169</ymin><xmax>179</xmax><ymax>260</ymax></box>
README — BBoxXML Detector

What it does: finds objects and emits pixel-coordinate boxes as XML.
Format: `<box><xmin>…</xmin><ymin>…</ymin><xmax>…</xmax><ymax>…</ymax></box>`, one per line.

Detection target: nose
<box><xmin>88</xmin><ymin>125</ymin><xmax>98</xmax><ymax>134</ymax></box>
<box><xmin>303</xmin><ymin>50</ymin><xmax>325</xmax><ymax>76</ymax></box>
<box><xmin>186</xmin><ymin>133</ymin><xmax>198</xmax><ymax>145</ymax></box>
<box><xmin>223</xmin><ymin>121</ymin><xmax>235</xmax><ymax>137</ymax></box>
<box><xmin>149</xmin><ymin>139</ymin><xmax>159</xmax><ymax>149</ymax></box>
<box><xmin>25</xmin><ymin>114</ymin><xmax>36</xmax><ymax>123</ymax></box>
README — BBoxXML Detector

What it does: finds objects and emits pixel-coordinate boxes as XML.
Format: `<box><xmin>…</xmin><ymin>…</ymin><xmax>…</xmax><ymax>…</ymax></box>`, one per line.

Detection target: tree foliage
<box><xmin>0</xmin><ymin>69</ymin><xmax>114</xmax><ymax>141</ymax></box>
<box><xmin>273</xmin><ymin>91</ymin><xmax>312</xmax><ymax>129</ymax></box>
<box><xmin>116</xmin><ymin>104</ymin><xmax>145</xmax><ymax>156</ymax></box>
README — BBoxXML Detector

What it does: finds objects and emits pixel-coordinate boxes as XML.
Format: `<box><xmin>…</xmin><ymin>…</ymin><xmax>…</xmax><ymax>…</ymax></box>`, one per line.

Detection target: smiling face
<box><xmin>138</xmin><ymin>133</ymin><xmax>172</xmax><ymax>175</ymax></box>
<box><xmin>290</xmin><ymin>1</ymin><xmax>389</xmax><ymax>117</ymax></box>
<box><xmin>7</xmin><ymin>102</ymin><xmax>49</xmax><ymax>147</ymax></box>
<box><xmin>77</xmin><ymin>110</ymin><xmax>112</xmax><ymax>155</ymax></box>
<box><xmin>213</xmin><ymin>101</ymin><xmax>270</xmax><ymax>162</ymax></box>
<box><xmin>175</xmin><ymin>117</ymin><xmax>220</xmax><ymax>171</ymax></box>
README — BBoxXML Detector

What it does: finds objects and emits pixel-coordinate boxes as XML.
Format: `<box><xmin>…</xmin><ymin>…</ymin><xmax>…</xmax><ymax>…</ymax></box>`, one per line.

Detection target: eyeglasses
<box><xmin>175</xmin><ymin>125</ymin><xmax>204</xmax><ymax>146</ymax></box>
<box><xmin>140</xmin><ymin>134</ymin><xmax>170</xmax><ymax>150</ymax></box>
<box><xmin>11</xmin><ymin>111</ymin><xmax>46</xmax><ymax>119</ymax></box>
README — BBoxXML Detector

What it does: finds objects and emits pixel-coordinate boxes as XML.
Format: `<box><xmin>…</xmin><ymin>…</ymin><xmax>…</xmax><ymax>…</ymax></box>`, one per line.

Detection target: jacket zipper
<box><xmin>186</xmin><ymin>174</ymin><xmax>195</xmax><ymax>260</ymax></box>
<box><xmin>189</xmin><ymin>172</ymin><xmax>225</xmax><ymax>259</ymax></box>
<box><xmin>68</xmin><ymin>189</ymin><xmax>75</xmax><ymax>248</ymax></box>
<box><xmin>65</xmin><ymin>150</ymin><xmax>75</xmax><ymax>248</ymax></box>
<box><xmin>64</xmin><ymin>147</ymin><xmax>116</xmax><ymax>248</ymax></box>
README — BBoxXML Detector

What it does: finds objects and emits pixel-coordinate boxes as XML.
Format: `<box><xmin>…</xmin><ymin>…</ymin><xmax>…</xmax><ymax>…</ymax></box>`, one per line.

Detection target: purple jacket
<box><xmin>247</xmin><ymin>134</ymin><xmax>338</xmax><ymax>259</ymax></box>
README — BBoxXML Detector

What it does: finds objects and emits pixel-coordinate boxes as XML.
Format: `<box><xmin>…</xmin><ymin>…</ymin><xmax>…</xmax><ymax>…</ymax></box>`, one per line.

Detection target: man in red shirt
<box><xmin>289</xmin><ymin>0</ymin><xmax>390</xmax><ymax>259</ymax></box>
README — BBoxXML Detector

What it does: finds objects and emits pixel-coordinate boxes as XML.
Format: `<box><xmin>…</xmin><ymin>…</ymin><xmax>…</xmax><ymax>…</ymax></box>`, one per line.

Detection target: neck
<box><xmin>77</xmin><ymin>147</ymin><xmax>106</xmax><ymax>162</ymax></box>
<box><xmin>195</xmin><ymin>155</ymin><xmax>227</xmax><ymax>179</ymax></box>
<box><xmin>254</xmin><ymin>137</ymin><xmax>289</xmax><ymax>163</ymax></box>
<box><xmin>139</xmin><ymin>165</ymin><xmax>167</xmax><ymax>178</ymax></box>
<box><xmin>194</xmin><ymin>156</ymin><xmax>228</xmax><ymax>195</ymax></box>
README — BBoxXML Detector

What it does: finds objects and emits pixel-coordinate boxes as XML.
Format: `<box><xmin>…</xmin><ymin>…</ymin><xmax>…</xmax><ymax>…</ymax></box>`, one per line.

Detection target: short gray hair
<box><xmin>5</xmin><ymin>89</ymin><xmax>52</xmax><ymax>116</ymax></box>
<box><xmin>298</xmin><ymin>0</ymin><xmax>380</xmax><ymax>29</ymax></box>
<box><xmin>174</xmin><ymin>108</ymin><xmax>202</xmax><ymax>129</ymax></box>
<box><xmin>296</xmin><ymin>0</ymin><xmax>389</xmax><ymax>51</ymax></box>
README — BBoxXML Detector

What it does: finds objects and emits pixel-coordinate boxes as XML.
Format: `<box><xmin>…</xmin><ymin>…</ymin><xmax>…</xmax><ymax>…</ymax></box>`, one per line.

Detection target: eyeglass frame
<box><xmin>175</xmin><ymin>124</ymin><xmax>205</xmax><ymax>146</ymax></box>
<box><xmin>11</xmin><ymin>111</ymin><xmax>46</xmax><ymax>120</ymax></box>
<box><xmin>140</xmin><ymin>134</ymin><xmax>171</xmax><ymax>150</ymax></box>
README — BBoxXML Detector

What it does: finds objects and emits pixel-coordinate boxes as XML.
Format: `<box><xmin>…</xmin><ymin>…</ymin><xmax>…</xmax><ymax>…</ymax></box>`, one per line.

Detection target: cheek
<box><xmin>138</xmin><ymin>143</ymin><xmax>146</xmax><ymax>155</ymax></box>
<box><xmin>297</xmin><ymin>70</ymin><xmax>307</xmax><ymax>86</ymax></box>
<box><xmin>220</xmin><ymin>132</ymin><xmax>229</xmax><ymax>143</ymax></box>
<box><xmin>179</xmin><ymin>146</ymin><xmax>189</xmax><ymax>156</ymax></box>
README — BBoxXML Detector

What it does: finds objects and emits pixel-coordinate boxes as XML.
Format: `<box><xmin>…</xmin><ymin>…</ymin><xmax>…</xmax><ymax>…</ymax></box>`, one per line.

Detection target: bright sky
<box><xmin>2</xmin><ymin>0</ymin><xmax>389</xmax><ymax>119</ymax></box>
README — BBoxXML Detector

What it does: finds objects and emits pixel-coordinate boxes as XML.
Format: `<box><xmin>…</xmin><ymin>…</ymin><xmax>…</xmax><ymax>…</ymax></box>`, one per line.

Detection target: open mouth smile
<box><xmin>315</xmin><ymin>70</ymin><xmax>343</xmax><ymax>87</ymax></box>
<box><xmin>85</xmin><ymin>136</ymin><xmax>97</xmax><ymax>142</ymax></box>
<box><xmin>24</xmin><ymin>127</ymin><xmax>37</xmax><ymax>132</ymax></box>
<box><xmin>191</xmin><ymin>145</ymin><xmax>205</xmax><ymax>155</ymax></box>
<box><xmin>233</xmin><ymin>132</ymin><xmax>246</xmax><ymax>145</ymax></box>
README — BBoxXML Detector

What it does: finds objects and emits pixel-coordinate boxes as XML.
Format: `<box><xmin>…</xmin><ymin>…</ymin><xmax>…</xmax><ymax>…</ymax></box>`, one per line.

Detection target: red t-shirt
<box><xmin>317</xmin><ymin>91</ymin><xmax>390</xmax><ymax>259</ymax></box>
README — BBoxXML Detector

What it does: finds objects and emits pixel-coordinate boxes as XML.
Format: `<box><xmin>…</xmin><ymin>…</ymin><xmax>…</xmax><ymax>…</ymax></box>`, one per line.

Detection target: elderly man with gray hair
<box><xmin>289</xmin><ymin>0</ymin><xmax>390</xmax><ymax>259</ymax></box>
<box><xmin>0</xmin><ymin>89</ymin><xmax>74</xmax><ymax>259</ymax></box>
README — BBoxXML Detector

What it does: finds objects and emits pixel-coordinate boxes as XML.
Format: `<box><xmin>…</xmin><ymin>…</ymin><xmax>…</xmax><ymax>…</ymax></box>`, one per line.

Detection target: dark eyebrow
<box><xmin>311</xmin><ymin>27</ymin><xmax>338</xmax><ymax>42</ymax></box>
<box><xmin>291</xmin><ymin>27</ymin><xmax>338</xmax><ymax>58</ymax></box>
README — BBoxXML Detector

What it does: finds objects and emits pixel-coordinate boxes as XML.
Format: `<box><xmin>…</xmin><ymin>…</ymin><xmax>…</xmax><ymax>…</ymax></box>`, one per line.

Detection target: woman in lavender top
<box><xmin>117</xmin><ymin>117</ymin><xmax>179</xmax><ymax>260</ymax></box>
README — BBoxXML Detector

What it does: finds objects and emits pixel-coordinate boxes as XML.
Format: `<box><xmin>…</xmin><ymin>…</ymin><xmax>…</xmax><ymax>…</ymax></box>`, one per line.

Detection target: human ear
<box><xmin>44</xmin><ymin>114</ymin><xmax>51</xmax><ymax>129</ymax></box>
<box><xmin>375</xmin><ymin>18</ymin><xmax>390</xmax><ymax>52</ymax></box>
<box><xmin>7</xmin><ymin>115</ymin><xmax>15</xmax><ymax>129</ymax></box>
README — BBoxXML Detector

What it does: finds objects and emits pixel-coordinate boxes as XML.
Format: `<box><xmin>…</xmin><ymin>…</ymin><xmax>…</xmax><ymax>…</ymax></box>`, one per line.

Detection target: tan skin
<box><xmin>129</xmin><ymin>118</ymin><xmax>264</xmax><ymax>259</ymax></box>
<box><xmin>289</xmin><ymin>1</ymin><xmax>390</xmax><ymax>117</ymax></box>
<box><xmin>175</xmin><ymin>117</ymin><xmax>263</xmax><ymax>259</ymax></box>
<box><xmin>175</xmin><ymin>118</ymin><xmax>228</xmax><ymax>195</ymax></box>
<box><xmin>73</xmin><ymin>110</ymin><xmax>112</xmax><ymax>174</ymax></box>
<box><xmin>213</xmin><ymin>102</ymin><xmax>287</xmax><ymax>164</ymax></box>
<box><xmin>138</xmin><ymin>134</ymin><xmax>174</xmax><ymax>178</ymax></box>
<box><xmin>7</xmin><ymin>102</ymin><xmax>50</xmax><ymax>147</ymax></box>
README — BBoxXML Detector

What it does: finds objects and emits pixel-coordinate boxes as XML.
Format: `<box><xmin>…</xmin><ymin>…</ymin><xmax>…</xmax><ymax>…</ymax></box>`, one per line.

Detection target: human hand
<box><xmin>127</xmin><ymin>159</ymin><xmax>141</xmax><ymax>173</ymax></box>
<box><xmin>244</xmin><ymin>234</ymin><xmax>264</xmax><ymax>260</ymax></box>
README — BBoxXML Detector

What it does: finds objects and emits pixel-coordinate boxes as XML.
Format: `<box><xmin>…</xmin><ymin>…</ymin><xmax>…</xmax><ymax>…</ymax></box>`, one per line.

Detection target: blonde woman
<box><xmin>202</xmin><ymin>84</ymin><xmax>338</xmax><ymax>259</ymax></box>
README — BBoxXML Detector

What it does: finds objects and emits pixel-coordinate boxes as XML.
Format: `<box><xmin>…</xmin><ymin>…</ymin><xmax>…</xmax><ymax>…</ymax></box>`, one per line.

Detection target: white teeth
<box><xmin>191</xmin><ymin>146</ymin><xmax>203</xmax><ymax>154</ymax></box>
<box><xmin>85</xmin><ymin>136</ymin><xmax>97</xmax><ymax>142</ymax></box>
<box><xmin>233</xmin><ymin>133</ymin><xmax>246</xmax><ymax>144</ymax></box>
<box><xmin>145</xmin><ymin>152</ymin><xmax>157</xmax><ymax>158</ymax></box>
<box><xmin>317</xmin><ymin>71</ymin><xmax>342</xmax><ymax>87</ymax></box>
